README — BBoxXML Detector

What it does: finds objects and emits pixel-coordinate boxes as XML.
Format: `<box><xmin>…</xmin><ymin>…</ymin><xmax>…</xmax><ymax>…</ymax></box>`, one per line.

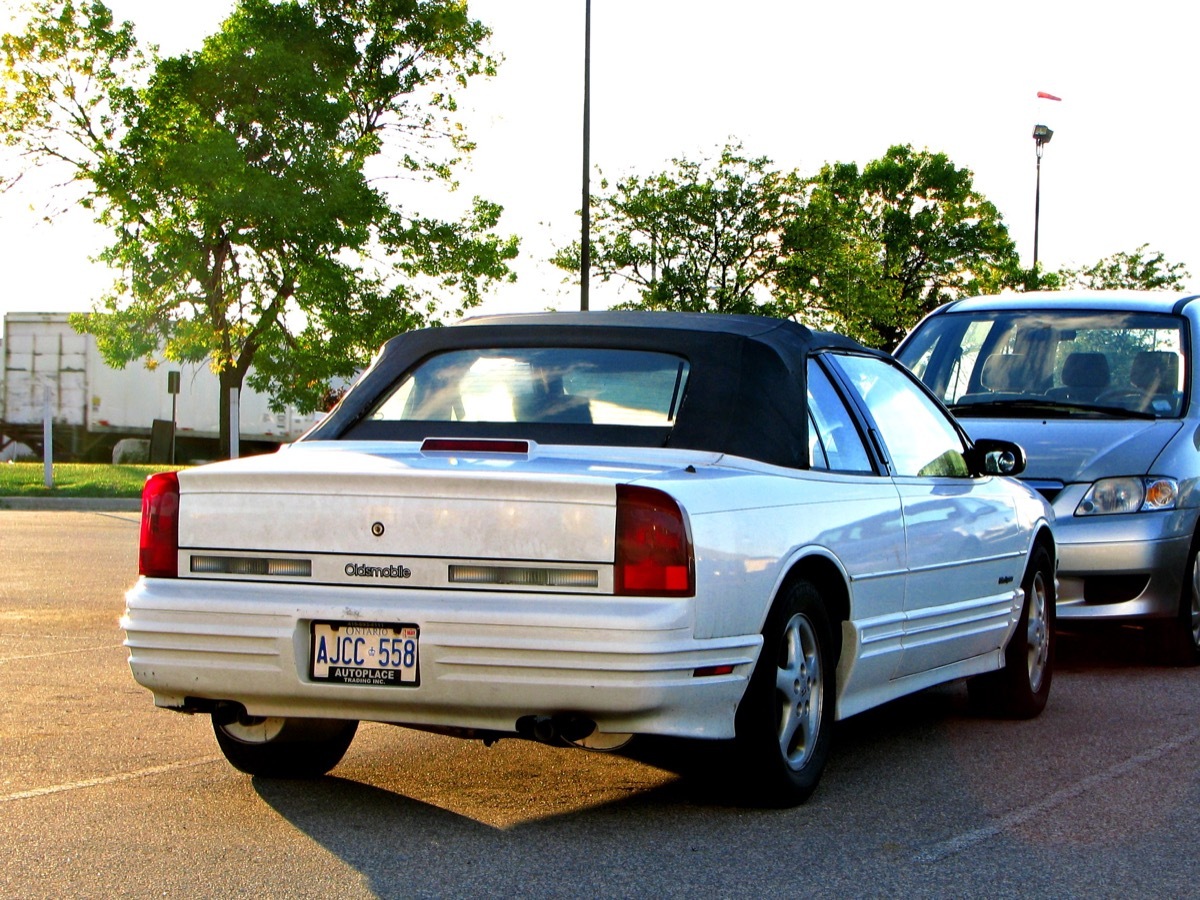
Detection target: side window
<box><xmin>807</xmin><ymin>411</ymin><xmax>829</xmax><ymax>469</ymax></box>
<box><xmin>834</xmin><ymin>354</ymin><xmax>970</xmax><ymax>478</ymax></box>
<box><xmin>806</xmin><ymin>359</ymin><xmax>874</xmax><ymax>473</ymax></box>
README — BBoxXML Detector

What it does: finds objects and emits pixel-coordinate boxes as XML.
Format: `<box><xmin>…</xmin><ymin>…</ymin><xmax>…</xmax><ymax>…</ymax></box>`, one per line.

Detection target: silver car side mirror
<box><xmin>969</xmin><ymin>438</ymin><xmax>1027</xmax><ymax>477</ymax></box>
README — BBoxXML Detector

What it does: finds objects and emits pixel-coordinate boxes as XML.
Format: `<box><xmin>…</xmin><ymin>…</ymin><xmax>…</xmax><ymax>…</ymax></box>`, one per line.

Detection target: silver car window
<box><xmin>368</xmin><ymin>348</ymin><xmax>690</xmax><ymax>426</ymax></box>
<box><xmin>898</xmin><ymin>309</ymin><xmax>1187</xmax><ymax>417</ymax></box>
<box><xmin>835</xmin><ymin>354</ymin><xmax>970</xmax><ymax>478</ymax></box>
<box><xmin>806</xmin><ymin>359</ymin><xmax>873</xmax><ymax>473</ymax></box>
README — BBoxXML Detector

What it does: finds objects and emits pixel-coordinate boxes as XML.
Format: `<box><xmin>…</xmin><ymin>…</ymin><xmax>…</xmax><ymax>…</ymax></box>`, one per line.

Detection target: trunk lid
<box><xmin>175</xmin><ymin>441</ymin><xmax>714</xmax><ymax>589</ymax></box>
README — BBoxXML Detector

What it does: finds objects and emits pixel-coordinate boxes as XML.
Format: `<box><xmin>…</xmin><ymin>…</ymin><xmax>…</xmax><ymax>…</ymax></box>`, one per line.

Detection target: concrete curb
<box><xmin>0</xmin><ymin>497</ymin><xmax>141</xmax><ymax>512</ymax></box>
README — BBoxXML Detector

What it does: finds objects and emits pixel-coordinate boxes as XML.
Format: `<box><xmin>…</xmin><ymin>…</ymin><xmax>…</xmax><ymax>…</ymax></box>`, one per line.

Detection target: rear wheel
<box><xmin>733</xmin><ymin>580</ymin><xmax>836</xmax><ymax>807</ymax></box>
<box><xmin>969</xmin><ymin>543</ymin><xmax>1054</xmax><ymax>718</ymax></box>
<box><xmin>212</xmin><ymin>710</ymin><xmax>358</xmax><ymax>778</ymax></box>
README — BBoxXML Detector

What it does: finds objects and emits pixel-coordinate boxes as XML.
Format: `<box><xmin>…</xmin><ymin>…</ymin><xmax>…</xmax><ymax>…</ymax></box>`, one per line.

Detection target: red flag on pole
<box><xmin>1037</xmin><ymin>91</ymin><xmax>1062</xmax><ymax>101</ymax></box>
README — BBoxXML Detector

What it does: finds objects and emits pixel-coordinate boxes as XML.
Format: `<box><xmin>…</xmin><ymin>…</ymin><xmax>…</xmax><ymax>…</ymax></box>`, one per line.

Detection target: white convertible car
<box><xmin>123</xmin><ymin>312</ymin><xmax>1055</xmax><ymax>805</ymax></box>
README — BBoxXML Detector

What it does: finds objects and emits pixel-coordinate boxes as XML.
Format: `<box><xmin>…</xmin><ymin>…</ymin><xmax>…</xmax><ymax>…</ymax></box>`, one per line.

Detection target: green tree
<box><xmin>553</xmin><ymin>143</ymin><xmax>802</xmax><ymax>314</ymax></box>
<box><xmin>776</xmin><ymin>145</ymin><xmax>1020</xmax><ymax>347</ymax></box>
<box><xmin>1052</xmin><ymin>244</ymin><xmax>1190</xmax><ymax>291</ymax></box>
<box><xmin>1</xmin><ymin>0</ymin><xmax>517</xmax><ymax>456</ymax></box>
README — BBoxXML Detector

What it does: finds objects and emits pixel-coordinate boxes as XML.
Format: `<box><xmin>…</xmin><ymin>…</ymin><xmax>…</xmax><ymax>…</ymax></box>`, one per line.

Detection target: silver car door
<box><xmin>830</xmin><ymin>353</ymin><xmax>1026</xmax><ymax>678</ymax></box>
<box><xmin>806</xmin><ymin>359</ymin><xmax>907</xmax><ymax>686</ymax></box>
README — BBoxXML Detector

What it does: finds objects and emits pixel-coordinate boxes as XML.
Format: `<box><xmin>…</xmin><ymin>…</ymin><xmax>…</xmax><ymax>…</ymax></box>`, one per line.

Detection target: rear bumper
<box><xmin>1051</xmin><ymin>505</ymin><xmax>1197</xmax><ymax>622</ymax></box>
<box><xmin>121</xmin><ymin>577</ymin><xmax>761</xmax><ymax>740</ymax></box>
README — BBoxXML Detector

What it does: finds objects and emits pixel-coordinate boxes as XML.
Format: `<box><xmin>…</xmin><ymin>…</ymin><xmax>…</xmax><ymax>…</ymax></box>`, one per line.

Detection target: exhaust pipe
<box><xmin>211</xmin><ymin>700</ymin><xmax>249</xmax><ymax>727</ymax></box>
<box><xmin>518</xmin><ymin>713</ymin><xmax>597</xmax><ymax>745</ymax></box>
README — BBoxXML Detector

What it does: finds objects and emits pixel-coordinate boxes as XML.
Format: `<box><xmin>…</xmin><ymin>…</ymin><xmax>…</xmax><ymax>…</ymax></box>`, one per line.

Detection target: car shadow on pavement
<box><xmin>1054</xmin><ymin>622</ymin><xmax>1173</xmax><ymax>670</ymax></box>
<box><xmin>250</xmin><ymin>770</ymin><xmax>772</xmax><ymax>896</ymax></box>
<box><xmin>245</xmin><ymin>681</ymin><xmax>1046</xmax><ymax>899</ymax></box>
<box><xmin>248</xmin><ymin>624</ymin><xmax>1192</xmax><ymax>897</ymax></box>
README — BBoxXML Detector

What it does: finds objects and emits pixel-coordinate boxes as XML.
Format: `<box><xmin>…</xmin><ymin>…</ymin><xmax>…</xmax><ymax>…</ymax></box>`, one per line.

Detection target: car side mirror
<box><xmin>967</xmin><ymin>438</ymin><xmax>1027</xmax><ymax>477</ymax></box>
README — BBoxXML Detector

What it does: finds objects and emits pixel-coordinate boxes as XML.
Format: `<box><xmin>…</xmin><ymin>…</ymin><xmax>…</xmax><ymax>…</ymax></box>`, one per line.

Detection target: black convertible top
<box><xmin>305</xmin><ymin>311</ymin><xmax>874</xmax><ymax>468</ymax></box>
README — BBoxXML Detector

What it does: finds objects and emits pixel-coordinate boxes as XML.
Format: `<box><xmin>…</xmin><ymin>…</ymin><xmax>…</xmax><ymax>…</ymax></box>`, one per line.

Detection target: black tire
<box><xmin>969</xmin><ymin>543</ymin><xmax>1054</xmax><ymax>718</ymax></box>
<box><xmin>212</xmin><ymin>711</ymin><xmax>358</xmax><ymax>778</ymax></box>
<box><xmin>1159</xmin><ymin>537</ymin><xmax>1200</xmax><ymax>666</ymax></box>
<box><xmin>733</xmin><ymin>579</ymin><xmax>837</xmax><ymax>807</ymax></box>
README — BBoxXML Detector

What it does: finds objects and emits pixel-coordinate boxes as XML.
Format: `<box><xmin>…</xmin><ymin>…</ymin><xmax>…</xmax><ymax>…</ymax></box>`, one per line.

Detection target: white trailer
<box><xmin>1</xmin><ymin>312</ymin><xmax>322</xmax><ymax>461</ymax></box>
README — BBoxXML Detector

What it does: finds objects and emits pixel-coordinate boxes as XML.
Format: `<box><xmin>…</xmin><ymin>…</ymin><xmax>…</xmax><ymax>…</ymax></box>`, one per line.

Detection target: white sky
<box><xmin>2</xmin><ymin>0</ymin><xmax>1199</xmax><ymax>333</ymax></box>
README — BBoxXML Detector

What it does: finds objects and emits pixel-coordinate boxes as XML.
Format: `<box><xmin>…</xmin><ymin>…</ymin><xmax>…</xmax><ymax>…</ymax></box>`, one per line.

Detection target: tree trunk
<box><xmin>217</xmin><ymin>366</ymin><xmax>248</xmax><ymax>459</ymax></box>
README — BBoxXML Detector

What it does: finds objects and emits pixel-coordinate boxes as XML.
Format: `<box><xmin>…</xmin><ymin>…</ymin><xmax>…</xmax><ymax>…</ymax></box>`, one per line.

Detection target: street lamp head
<box><xmin>1033</xmin><ymin>124</ymin><xmax>1053</xmax><ymax>160</ymax></box>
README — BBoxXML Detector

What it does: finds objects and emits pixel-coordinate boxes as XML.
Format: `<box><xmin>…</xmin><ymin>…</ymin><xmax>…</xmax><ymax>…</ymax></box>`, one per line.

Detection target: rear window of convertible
<box><xmin>364</xmin><ymin>348</ymin><xmax>691</xmax><ymax>427</ymax></box>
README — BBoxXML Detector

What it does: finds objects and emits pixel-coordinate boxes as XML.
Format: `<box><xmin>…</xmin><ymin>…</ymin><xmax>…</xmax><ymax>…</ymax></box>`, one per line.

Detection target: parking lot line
<box><xmin>914</xmin><ymin>723</ymin><xmax>1200</xmax><ymax>862</ymax></box>
<box><xmin>0</xmin><ymin>756</ymin><xmax>223</xmax><ymax>804</ymax></box>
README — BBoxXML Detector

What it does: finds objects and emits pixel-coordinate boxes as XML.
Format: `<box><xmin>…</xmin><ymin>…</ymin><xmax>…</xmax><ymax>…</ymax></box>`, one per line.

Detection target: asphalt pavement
<box><xmin>6</xmin><ymin>509</ymin><xmax>1200</xmax><ymax>897</ymax></box>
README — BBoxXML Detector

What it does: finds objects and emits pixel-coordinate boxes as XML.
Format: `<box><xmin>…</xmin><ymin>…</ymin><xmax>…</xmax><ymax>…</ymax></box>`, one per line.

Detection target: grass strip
<box><xmin>0</xmin><ymin>463</ymin><xmax>187</xmax><ymax>498</ymax></box>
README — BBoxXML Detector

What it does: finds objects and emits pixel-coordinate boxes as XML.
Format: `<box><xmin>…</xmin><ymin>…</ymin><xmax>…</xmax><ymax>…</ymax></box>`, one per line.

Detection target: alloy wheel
<box><xmin>776</xmin><ymin>613</ymin><xmax>823</xmax><ymax>770</ymax></box>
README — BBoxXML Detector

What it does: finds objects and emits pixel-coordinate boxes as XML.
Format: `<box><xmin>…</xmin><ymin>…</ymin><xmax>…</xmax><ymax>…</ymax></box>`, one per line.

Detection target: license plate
<box><xmin>310</xmin><ymin>621</ymin><xmax>419</xmax><ymax>686</ymax></box>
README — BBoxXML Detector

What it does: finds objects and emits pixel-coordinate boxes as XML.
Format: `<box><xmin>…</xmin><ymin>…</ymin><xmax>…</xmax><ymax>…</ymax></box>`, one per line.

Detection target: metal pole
<box><xmin>168</xmin><ymin>369</ymin><xmax>180</xmax><ymax>465</ymax></box>
<box><xmin>1033</xmin><ymin>147</ymin><xmax>1043</xmax><ymax>269</ymax></box>
<box><xmin>1031</xmin><ymin>125</ymin><xmax>1051</xmax><ymax>271</ymax></box>
<box><xmin>42</xmin><ymin>385</ymin><xmax>52</xmax><ymax>488</ymax></box>
<box><xmin>580</xmin><ymin>0</ymin><xmax>591</xmax><ymax>311</ymax></box>
<box><xmin>229</xmin><ymin>387</ymin><xmax>240</xmax><ymax>460</ymax></box>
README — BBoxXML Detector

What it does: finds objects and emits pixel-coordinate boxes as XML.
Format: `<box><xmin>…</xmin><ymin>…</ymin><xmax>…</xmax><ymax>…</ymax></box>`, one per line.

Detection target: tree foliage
<box><xmin>1050</xmin><ymin>243</ymin><xmax>1190</xmax><ymax>292</ymax></box>
<box><xmin>0</xmin><ymin>1</ymin><xmax>145</xmax><ymax>196</ymax></box>
<box><xmin>1</xmin><ymin>0</ymin><xmax>517</xmax><ymax>455</ymax></box>
<box><xmin>552</xmin><ymin>143</ymin><xmax>802</xmax><ymax>314</ymax></box>
<box><xmin>775</xmin><ymin>145</ymin><xmax>1020</xmax><ymax>347</ymax></box>
<box><xmin>561</xmin><ymin>143</ymin><xmax>1021</xmax><ymax>348</ymax></box>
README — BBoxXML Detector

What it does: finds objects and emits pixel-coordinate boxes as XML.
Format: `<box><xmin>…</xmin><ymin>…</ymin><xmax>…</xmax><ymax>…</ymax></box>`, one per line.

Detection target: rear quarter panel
<box><xmin>634</xmin><ymin>462</ymin><xmax>905</xmax><ymax>641</ymax></box>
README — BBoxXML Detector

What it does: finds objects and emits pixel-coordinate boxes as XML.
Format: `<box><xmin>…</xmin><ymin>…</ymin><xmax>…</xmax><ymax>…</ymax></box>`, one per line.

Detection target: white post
<box><xmin>42</xmin><ymin>385</ymin><xmax>53</xmax><ymax>488</ymax></box>
<box><xmin>229</xmin><ymin>387</ymin><xmax>240</xmax><ymax>459</ymax></box>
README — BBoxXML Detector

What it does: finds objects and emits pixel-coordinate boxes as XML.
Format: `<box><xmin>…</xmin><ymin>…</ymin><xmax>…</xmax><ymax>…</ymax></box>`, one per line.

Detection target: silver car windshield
<box><xmin>898</xmin><ymin>310</ymin><xmax>1188</xmax><ymax>419</ymax></box>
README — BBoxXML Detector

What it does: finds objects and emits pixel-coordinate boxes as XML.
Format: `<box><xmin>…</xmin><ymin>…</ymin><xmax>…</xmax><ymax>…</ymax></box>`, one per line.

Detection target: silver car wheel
<box><xmin>1026</xmin><ymin>568</ymin><xmax>1050</xmax><ymax>693</ymax></box>
<box><xmin>776</xmin><ymin>612</ymin><xmax>823</xmax><ymax>771</ymax></box>
<box><xmin>1189</xmin><ymin>552</ymin><xmax>1200</xmax><ymax>649</ymax></box>
<box><xmin>734</xmin><ymin>579</ymin><xmax>836</xmax><ymax>805</ymax></box>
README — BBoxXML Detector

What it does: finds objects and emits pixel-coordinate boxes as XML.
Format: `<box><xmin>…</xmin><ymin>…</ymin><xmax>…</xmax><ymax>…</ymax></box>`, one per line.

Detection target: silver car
<box><xmin>896</xmin><ymin>290</ymin><xmax>1200</xmax><ymax>663</ymax></box>
<box><xmin>122</xmin><ymin>312</ymin><xmax>1054</xmax><ymax>806</ymax></box>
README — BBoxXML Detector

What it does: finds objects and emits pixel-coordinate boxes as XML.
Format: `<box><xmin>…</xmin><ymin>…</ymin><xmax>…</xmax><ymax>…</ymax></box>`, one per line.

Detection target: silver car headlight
<box><xmin>1075</xmin><ymin>476</ymin><xmax>1178</xmax><ymax>516</ymax></box>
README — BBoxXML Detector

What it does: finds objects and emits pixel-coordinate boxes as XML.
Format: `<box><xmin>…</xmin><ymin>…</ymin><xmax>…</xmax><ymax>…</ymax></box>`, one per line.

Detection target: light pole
<box><xmin>580</xmin><ymin>0</ymin><xmax>591</xmax><ymax>311</ymax></box>
<box><xmin>1032</xmin><ymin>124</ymin><xmax>1053</xmax><ymax>269</ymax></box>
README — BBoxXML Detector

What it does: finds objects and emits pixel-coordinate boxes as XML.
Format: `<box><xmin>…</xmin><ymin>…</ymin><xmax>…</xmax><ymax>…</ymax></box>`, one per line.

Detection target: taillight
<box><xmin>615</xmin><ymin>484</ymin><xmax>694</xmax><ymax>596</ymax></box>
<box><xmin>139</xmin><ymin>472</ymin><xmax>179</xmax><ymax>578</ymax></box>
